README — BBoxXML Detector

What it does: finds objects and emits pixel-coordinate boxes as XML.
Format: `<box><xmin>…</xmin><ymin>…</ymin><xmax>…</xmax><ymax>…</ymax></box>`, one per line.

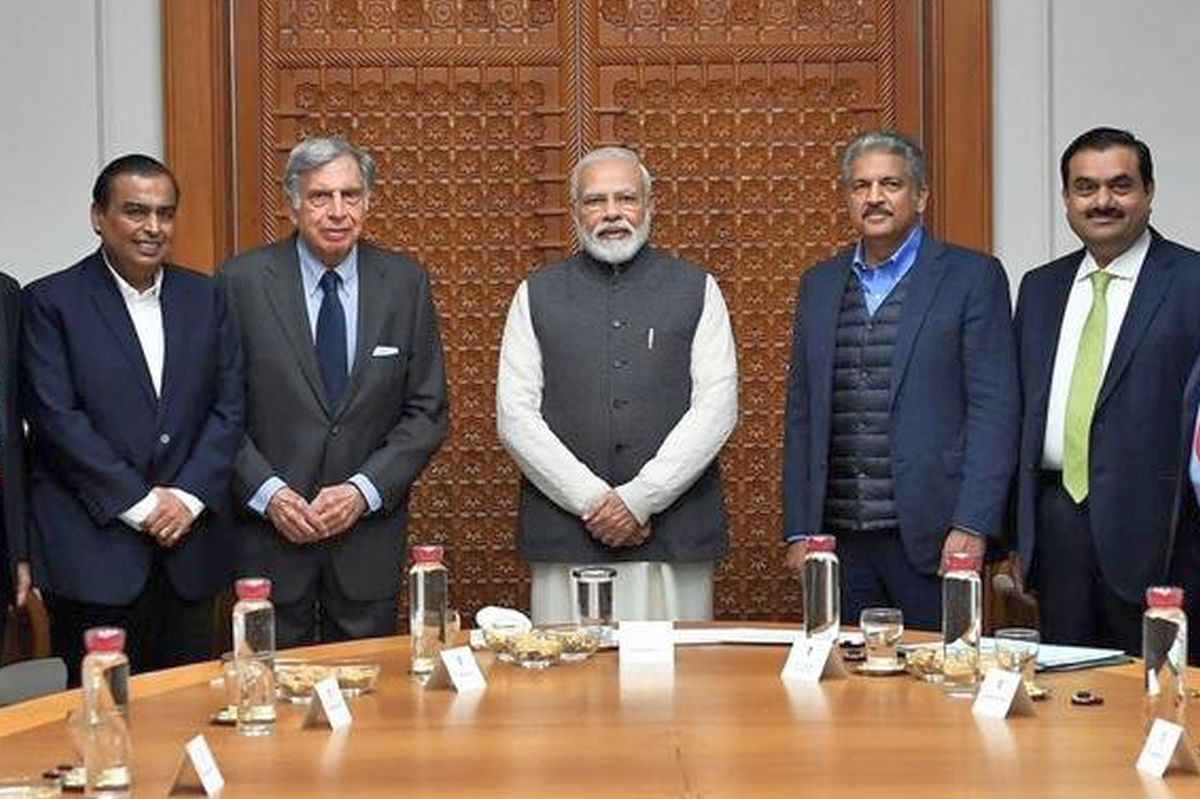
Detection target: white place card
<box><xmin>972</xmin><ymin>669</ymin><xmax>1036</xmax><ymax>719</ymax></box>
<box><xmin>169</xmin><ymin>734</ymin><xmax>225</xmax><ymax>796</ymax></box>
<box><xmin>441</xmin><ymin>646</ymin><xmax>487</xmax><ymax>692</ymax></box>
<box><xmin>618</xmin><ymin>621</ymin><xmax>675</xmax><ymax>666</ymax></box>
<box><xmin>304</xmin><ymin>675</ymin><xmax>353</xmax><ymax>730</ymax></box>
<box><xmin>1136</xmin><ymin>718</ymin><xmax>1200</xmax><ymax>777</ymax></box>
<box><xmin>780</xmin><ymin>638</ymin><xmax>847</xmax><ymax>682</ymax></box>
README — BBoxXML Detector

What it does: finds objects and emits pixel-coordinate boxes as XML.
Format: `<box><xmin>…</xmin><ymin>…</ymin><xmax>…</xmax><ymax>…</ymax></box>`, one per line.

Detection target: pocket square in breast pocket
<box><xmin>371</xmin><ymin>345</ymin><xmax>400</xmax><ymax>357</ymax></box>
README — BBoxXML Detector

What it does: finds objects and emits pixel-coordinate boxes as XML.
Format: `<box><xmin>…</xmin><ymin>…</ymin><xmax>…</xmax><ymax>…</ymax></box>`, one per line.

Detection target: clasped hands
<box><xmin>267</xmin><ymin>483</ymin><xmax>367</xmax><ymax>544</ymax></box>
<box><xmin>583</xmin><ymin>489</ymin><xmax>650</xmax><ymax>548</ymax></box>
<box><xmin>142</xmin><ymin>487</ymin><xmax>196</xmax><ymax>548</ymax></box>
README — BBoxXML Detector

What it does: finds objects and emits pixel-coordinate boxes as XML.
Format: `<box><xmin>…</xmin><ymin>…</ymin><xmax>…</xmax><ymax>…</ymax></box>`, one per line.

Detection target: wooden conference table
<box><xmin>0</xmin><ymin>629</ymin><xmax>1196</xmax><ymax>797</ymax></box>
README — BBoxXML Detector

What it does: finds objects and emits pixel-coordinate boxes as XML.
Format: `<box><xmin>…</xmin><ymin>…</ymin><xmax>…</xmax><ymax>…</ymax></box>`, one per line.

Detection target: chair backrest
<box><xmin>1</xmin><ymin>593</ymin><xmax>53</xmax><ymax>665</ymax></box>
<box><xmin>0</xmin><ymin>657</ymin><xmax>67</xmax><ymax>706</ymax></box>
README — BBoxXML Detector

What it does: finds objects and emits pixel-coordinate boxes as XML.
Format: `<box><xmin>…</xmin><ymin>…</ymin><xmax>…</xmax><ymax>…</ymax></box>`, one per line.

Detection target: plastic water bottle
<box><xmin>409</xmin><ymin>544</ymin><xmax>449</xmax><ymax>676</ymax></box>
<box><xmin>1143</xmin><ymin>586</ymin><xmax>1188</xmax><ymax>728</ymax></box>
<box><xmin>941</xmin><ymin>551</ymin><xmax>983</xmax><ymax>690</ymax></box>
<box><xmin>232</xmin><ymin>577</ymin><xmax>276</xmax><ymax>736</ymax></box>
<box><xmin>803</xmin><ymin>535</ymin><xmax>840</xmax><ymax>641</ymax></box>
<box><xmin>80</xmin><ymin>627</ymin><xmax>131</xmax><ymax>797</ymax></box>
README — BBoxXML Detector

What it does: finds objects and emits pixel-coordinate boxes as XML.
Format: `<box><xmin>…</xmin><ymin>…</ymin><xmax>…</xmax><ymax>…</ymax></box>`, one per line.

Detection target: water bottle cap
<box><xmin>235</xmin><ymin>577</ymin><xmax>272</xmax><ymax>601</ymax></box>
<box><xmin>84</xmin><ymin>626</ymin><xmax>126</xmax><ymax>653</ymax></box>
<box><xmin>412</xmin><ymin>544</ymin><xmax>445</xmax><ymax>564</ymax></box>
<box><xmin>1146</xmin><ymin>586</ymin><xmax>1184</xmax><ymax>609</ymax></box>
<box><xmin>943</xmin><ymin>551</ymin><xmax>981</xmax><ymax>572</ymax></box>
<box><xmin>806</xmin><ymin>535</ymin><xmax>836</xmax><ymax>553</ymax></box>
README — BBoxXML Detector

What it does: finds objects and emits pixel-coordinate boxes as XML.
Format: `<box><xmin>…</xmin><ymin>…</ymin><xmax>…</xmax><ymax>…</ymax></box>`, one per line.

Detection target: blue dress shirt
<box><xmin>851</xmin><ymin>225</ymin><xmax>924</xmax><ymax>316</ymax></box>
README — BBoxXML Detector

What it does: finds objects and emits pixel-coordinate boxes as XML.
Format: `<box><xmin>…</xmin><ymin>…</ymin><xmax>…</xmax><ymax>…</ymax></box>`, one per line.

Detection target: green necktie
<box><xmin>1062</xmin><ymin>269</ymin><xmax>1114</xmax><ymax>503</ymax></box>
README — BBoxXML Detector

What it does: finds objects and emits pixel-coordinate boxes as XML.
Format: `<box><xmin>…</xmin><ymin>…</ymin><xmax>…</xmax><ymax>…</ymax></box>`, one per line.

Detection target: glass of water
<box><xmin>571</xmin><ymin>566</ymin><xmax>617</xmax><ymax>643</ymax></box>
<box><xmin>994</xmin><ymin>627</ymin><xmax>1039</xmax><ymax>690</ymax></box>
<box><xmin>860</xmin><ymin>607</ymin><xmax>904</xmax><ymax>670</ymax></box>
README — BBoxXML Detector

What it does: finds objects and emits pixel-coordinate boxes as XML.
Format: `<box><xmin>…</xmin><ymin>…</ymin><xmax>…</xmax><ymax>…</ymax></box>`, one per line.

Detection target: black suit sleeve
<box><xmin>0</xmin><ymin>273</ymin><xmax>26</xmax><ymax>581</ymax></box>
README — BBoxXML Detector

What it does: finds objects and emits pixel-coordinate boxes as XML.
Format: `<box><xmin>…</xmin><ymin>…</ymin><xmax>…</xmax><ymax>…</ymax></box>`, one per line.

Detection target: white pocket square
<box><xmin>371</xmin><ymin>345</ymin><xmax>400</xmax><ymax>357</ymax></box>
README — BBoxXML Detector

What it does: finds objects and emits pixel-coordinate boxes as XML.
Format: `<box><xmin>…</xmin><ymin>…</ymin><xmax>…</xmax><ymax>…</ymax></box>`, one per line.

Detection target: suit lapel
<box><xmin>261</xmin><ymin>240</ymin><xmax>331</xmax><ymax>414</ymax></box>
<box><xmin>86</xmin><ymin>254</ymin><xmax>157</xmax><ymax>406</ymax></box>
<box><xmin>889</xmin><ymin>238</ymin><xmax>950</xmax><ymax>409</ymax></box>
<box><xmin>1027</xmin><ymin>257</ymin><xmax>1079</xmax><ymax>421</ymax></box>
<box><xmin>341</xmin><ymin>245</ymin><xmax>387</xmax><ymax>414</ymax></box>
<box><xmin>1096</xmin><ymin>236</ymin><xmax>1174</xmax><ymax>411</ymax></box>
<box><xmin>158</xmin><ymin>268</ymin><xmax>188</xmax><ymax>423</ymax></box>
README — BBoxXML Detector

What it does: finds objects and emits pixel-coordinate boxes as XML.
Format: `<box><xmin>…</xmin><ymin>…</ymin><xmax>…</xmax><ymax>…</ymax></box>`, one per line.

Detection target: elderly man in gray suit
<box><xmin>221</xmin><ymin>137</ymin><xmax>448</xmax><ymax>646</ymax></box>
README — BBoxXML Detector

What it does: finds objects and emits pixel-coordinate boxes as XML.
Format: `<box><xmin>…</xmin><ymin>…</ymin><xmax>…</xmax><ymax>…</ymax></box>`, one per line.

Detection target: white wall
<box><xmin>993</xmin><ymin>0</ymin><xmax>1200</xmax><ymax>292</ymax></box>
<box><xmin>0</xmin><ymin>0</ymin><xmax>161</xmax><ymax>286</ymax></box>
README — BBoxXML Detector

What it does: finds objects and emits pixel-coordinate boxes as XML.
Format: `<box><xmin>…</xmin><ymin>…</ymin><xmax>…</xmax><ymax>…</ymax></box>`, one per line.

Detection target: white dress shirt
<box><xmin>496</xmin><ymin>273</ymin><xmax>738</xmax><ymax>525</ymax></box>
<box><xmin>1041</xmin><ymin>229</ymin><xmax>1152</xmax><ymax>468</ymax></box>
<box><xmin>103</xmin><ymin>257</ymin><xmax>204</xmax><ymax>527</ymax></box>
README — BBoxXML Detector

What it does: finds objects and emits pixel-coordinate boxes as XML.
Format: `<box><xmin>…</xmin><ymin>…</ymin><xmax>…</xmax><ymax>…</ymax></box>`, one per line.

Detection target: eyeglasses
<box><xmin>303</xmin><ymin>189</ymin><xmax>366</xmax><ymax>209</ymax></box>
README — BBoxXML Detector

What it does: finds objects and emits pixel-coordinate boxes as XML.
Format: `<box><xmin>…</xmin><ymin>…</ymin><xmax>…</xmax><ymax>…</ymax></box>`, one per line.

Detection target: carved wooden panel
<box><xmin>235</xmin><ymin>0</ymin><xmax>916</xmax><ymax>623</ymax></box>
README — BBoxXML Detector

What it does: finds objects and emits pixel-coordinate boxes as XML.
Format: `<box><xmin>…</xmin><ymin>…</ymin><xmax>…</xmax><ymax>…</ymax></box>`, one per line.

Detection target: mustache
<box><xmin>1086</xmin><ymin>207</ymin><xmax>1124</xmax><ymax>219</ymax></box>
<box><xmin>593</xmin><ymin>220</ymin><xmax>636</xmax><ymax>235</ymax></box>
<box><xmin>862</xmin><ymin>204</ymin><xmax>892</xmax><ymax>218</ymax></box>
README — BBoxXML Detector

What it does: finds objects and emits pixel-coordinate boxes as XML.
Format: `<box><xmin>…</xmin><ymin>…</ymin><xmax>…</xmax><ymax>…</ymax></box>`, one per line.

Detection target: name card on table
<box><xmin>972</xmin><ymin>669</ymin><xmax>1036</xmax><ymax>719</ymax></box>
<box><xmin>169</xmin><ymin>734</ymin><xmax>225</xmax><ymax>796</ymax></box>
<box><xmin>1136</xmin><ymin>718</ymin><xmax>1200</xmax><ymax>777</ymax></box>
<box><xmin>303</xmin><ymin>675</ymin><xmax>353</xmax><ymax>730</ymax></box>
<box><xmin>781</xmin><ymin>638</ymin><xmax>847</xmax><ymax>683</ymax></box>
<box><xmin>619</xmin><ymin>621</ymin><xmax>675</xmax><ymax>666</ymax></box>
<box><xmin>423</xmin><ymin>646</ymin><xmax>487</xmax><ymax>692</ymax></box>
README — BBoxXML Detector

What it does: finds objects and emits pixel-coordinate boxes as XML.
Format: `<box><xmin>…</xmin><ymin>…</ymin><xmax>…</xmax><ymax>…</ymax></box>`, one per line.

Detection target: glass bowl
<box><xmin>508</xmin><ymin>629</ymin><xmax>564</xmax><ymax>669</ymax></box>
<box><xmin>541</xmin><ymin>624</ymin><xmax>601</xmax><ymax>663</ymax></box>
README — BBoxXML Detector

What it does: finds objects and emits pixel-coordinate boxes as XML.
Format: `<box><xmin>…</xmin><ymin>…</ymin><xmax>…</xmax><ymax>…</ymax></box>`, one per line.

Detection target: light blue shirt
<box><xmin>247</xmin><ymin>240</ymin><xmax>381</xmax><ymax>517</ymax></box>
<box><xmin>851</xmin><ymin>225</ymin><xmax>924</xmax><ymax>316</ymax></box>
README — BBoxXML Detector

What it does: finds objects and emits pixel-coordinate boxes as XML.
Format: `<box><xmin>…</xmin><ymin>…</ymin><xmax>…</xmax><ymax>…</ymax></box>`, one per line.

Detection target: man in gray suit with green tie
<box><xmin>221</xmin><ymin>137</ymin><xmax>448</xmax><ymax>646</ymax></box>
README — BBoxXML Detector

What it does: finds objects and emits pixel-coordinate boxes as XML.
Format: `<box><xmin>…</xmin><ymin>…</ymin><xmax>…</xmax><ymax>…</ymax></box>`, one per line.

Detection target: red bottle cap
<box><xmin>84</xmin><ymin>627</ymin><xmax>126</xmax><ymax>653</ymax></box>
<box><xmin>806</xmin><ymin>535</ymin><xmax>836</xmax><ymax>554</ymax></box>
<box><xmin>412</xmin><ymin>545</ymin><xmax>445</xmax><ymax>564</ymax></box>
<box><xmin>943</xmin><ymin>551</ymin><xmax>982</xmax><ymax>573</ymax></box>
<box><xmin>235</xmin><ymin>577</ymin><xmax>272</xmax><ymax>601</ymax></box>
<box><xmin>1146</xmin><ymin>586</ymin><xmax>1184</xmax><ymax>609</ymax></box>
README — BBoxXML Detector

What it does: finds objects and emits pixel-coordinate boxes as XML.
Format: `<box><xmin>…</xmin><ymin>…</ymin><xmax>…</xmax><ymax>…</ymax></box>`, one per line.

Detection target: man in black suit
<box><xmin>0</xmin><ymin>270</ymin><xmax>25</xmax><ymax>652</ymax></box>
<box><xmin>221</xmin><ymin>137</ymin><xmax>448</xmax><ymax>647</ymax></box>
<box><xmin>1014</xmin><ymin>127</ymin><xmax>1200</xmax><ymax>653</ymax></box>
<box><xmin>22</xmin><ymin>155</ymin><xmax>244</xmax><ymax>682</ymax></box>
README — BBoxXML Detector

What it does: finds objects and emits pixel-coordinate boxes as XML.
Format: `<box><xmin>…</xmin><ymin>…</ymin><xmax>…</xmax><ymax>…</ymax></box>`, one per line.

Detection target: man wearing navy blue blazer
<box><xmin>1014</xmin><ymin>127</ymin><xmax>1200</xmax><ymax>654</ymax></box>
<box><xmin>21</xmin><ymin>155</ymin><xmax>244</xmax><ymax>683</ymax></box>
<box><xmin>1170</xmin><ymin>352</ymin><xmax>1200</xmax><ymax>663</ymax></box>
<box><xmin>0</xmin><ymin>271</ymin><xmax>26</xmax><ymax>650</ymax></box>
<box><xmin>783</xmin><ymin>130</ymin><xmax>1019</xmax><ymax>630</ymax></box>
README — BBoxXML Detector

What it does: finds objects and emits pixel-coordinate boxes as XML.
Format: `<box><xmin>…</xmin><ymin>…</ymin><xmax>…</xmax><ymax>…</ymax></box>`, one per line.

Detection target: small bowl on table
<box><xmin>540</xmin><ymin>624</ymin><xmax>601</xmax><ymax>663</ymax></box>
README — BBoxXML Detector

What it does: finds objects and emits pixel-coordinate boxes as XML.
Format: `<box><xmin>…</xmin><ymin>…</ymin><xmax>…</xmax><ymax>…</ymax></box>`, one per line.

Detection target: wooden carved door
<box><xmin>167</xmin><ymin>0</ymin><xmax>990</xmax><ymax>622</ymax></box>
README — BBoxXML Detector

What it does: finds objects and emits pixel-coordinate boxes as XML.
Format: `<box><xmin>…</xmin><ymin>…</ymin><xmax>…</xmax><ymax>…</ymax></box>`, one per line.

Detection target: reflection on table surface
<box><xmin>0</xmin><ymin>627</ymin><xmax>1196</xmax><ymax>797</ymax></box>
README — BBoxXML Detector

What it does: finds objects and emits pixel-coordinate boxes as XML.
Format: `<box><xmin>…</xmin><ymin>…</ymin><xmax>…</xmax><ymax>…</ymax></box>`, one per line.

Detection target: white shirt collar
<box><xmin>1075</xmin><ymin>228</ymin><xmax>1152</xmax><ymax>284</ymax></box>
<box><xmin>101</xmin><ymin>249</ymin><xmax>163</xmax><ymax>301</ymax></box>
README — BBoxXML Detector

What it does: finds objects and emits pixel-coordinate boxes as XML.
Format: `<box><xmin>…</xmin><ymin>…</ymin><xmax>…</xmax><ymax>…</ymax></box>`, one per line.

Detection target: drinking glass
<box><xmin>994</xmin><ymin>627</ymin><xmax>1039</xmax><ymax>690</ymax></box>
<box><xmin>859</xmin><ymin>607</ymin><xmax>904</xmax><ymax>670</ymax></box>
<box><xmin>571</xmin><ymin>566</ymin><xmax>617</xmax><ymax>642</ymax></box>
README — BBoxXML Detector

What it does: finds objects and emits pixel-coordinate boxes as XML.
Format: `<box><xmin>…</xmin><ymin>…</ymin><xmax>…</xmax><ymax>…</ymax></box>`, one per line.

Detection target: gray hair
<box><xmin>570</xmin><ymin>147</ymin><xmax>653</xmax><ymax>205</ymax></box>
<box><xmin>283</xmin><ymin>136</ymin><xmax>377</xmax><ymax>209</ymax></box>
<box><xmin>840</xmin><ymin>130</ymin><xmax>927</xmax><ymax>188</ymax></box>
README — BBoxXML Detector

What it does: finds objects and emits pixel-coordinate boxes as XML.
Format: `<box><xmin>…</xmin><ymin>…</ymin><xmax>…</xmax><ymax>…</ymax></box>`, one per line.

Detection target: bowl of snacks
<box><xmin>541</xmin><ymin>624</ymin><xmax>601</xmax><ymax>663</ymax></box>
<box><xmin>508</xmin><ymin>629</ymin><xmax>564</xmax><ymax>669</ymax></box>
<box><xmin>329</xmin><ymin>661</ymin><xmax>381</xmax><ymax>697</ymax></box>
<box><xmin>274</xmin><ymin>660</ymin><xmax>333</xmax><ymax>702</ymax></box>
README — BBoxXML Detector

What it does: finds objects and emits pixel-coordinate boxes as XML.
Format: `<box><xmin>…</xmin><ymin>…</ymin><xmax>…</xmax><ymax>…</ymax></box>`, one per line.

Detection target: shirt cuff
<box><xmin>950</xmin><ymin>524</ymin><xmax>987</xmax><ymax>539</ymax></box>
<box><xmin>167</xmin><ymin>488</ymin><xmax>205</xmax><ymax>521</ymax></box>
<box><xmin>613</xmin><ymin>483</ymin><xmax>652</xmax><ymax>526</ymax></box>
<box><xmin>784</xmin><ymin>533</ymin><xmax>811</xmax><ymax>544</ymax></box>
<box><xmin>248</xmin><ymin>476</ymin><xmax>287</xmax><ymax>517</ymax></box>
<box><xmin>119</xmin><ymin>491</ymin><xmax>157</xmax><ymax>530</ymax></box>
<box><xmin>348</xmin><ymin>473</ymin><xmax>382</xmax><ymax>513</ymax></box>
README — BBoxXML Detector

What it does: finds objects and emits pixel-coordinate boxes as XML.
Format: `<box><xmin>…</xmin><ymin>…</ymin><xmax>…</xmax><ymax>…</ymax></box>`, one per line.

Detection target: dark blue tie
<box><xmin>316</xmin><ymin>270</ymin><xmax>348</xmax><ymax>407</ymax></box>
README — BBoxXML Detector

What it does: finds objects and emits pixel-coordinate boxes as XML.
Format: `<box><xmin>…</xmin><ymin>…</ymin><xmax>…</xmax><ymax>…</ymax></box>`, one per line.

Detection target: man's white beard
<box><xmin>576</xmin><ymin>212</ymin><xmax>652</xmax><ymax>265</ymax></box>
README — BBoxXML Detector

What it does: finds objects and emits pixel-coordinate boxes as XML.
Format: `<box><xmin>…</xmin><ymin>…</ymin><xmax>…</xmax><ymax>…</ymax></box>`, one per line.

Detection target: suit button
<box><xmin>613</xmin><ymin>398</ymin><xmax>627</xmax><ymax>409</ymax></box>
<box><xmin>615</xmin><ymin>443</ymin><xmax>627</xmax><ymax>451</ymax></box>
<box><xmin>331</xmin><ymin>425</ymin><xmax>341</xmax><ymax>436</ymax></box>
<box><xmin>159</xmin><ymin>433</ymin><xmax>170</xmax><ymax>445</ymax></box>
<box><xmin>612</xmin><ymin>359</ymin><xmax>625</xmax><ymax>369</ymax></box>
<box><xmin>611</xmin><ymin>319</ymin><xmax>623</xmax><ymax>328</ymax></box>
